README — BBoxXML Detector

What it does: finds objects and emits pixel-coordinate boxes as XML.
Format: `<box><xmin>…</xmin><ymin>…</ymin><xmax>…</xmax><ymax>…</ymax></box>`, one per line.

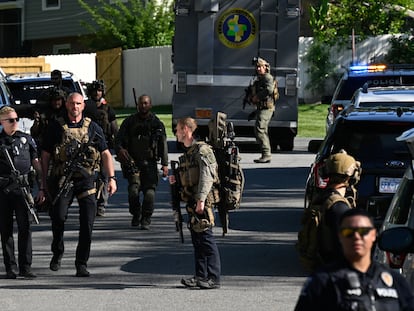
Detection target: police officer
<box><xmin>0</xmin><ymin>106</ymin><xmax>42</xmax><ymax>279</ymax></box>
<box><xmin>295</xmin><ymin>208</ymin><xmax>414</xmax><ymax>311</ymax></box>
<box><xmin>169</xmin><ymin>117</ymin><xmax>221</xmax><ymax>290</ymax></box>
<box><xmin>246</xmin><ymin>57</ymin><xmax>275</xmax><ymax>163</ymax></box>
<box><xmin>84</xmin><ymin>80</ymin><xmax>118</xmax><ymax>217</ymax></box>
<box><xmin>39</xmin><ymin>92</ymin><xmax>117</xmax><ymax>277</ymax></box>
<box><xmin>115</xmin><ymin>94</ymin><xmax>168</xmax><ymax>230</ymax></box>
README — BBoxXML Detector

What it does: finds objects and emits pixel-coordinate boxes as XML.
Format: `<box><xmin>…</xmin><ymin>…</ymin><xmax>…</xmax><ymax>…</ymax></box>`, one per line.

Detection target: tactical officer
<box><xmin>169</xmin><ymin>117</ymin><xmax>221</xmax><ymax>290</ymax></box>
<box><xmin>295</xmin><ymin>208</ymin><xmax>414</xmax><ymax>311</ymax></box>
<box><xmin>316</xmin><ymin>151</ymin><xmax>361</xmax><ymax>263</ymax></box>
<box><xmin>115</xmin><ymin>94</ymin><xmax>168</xmax><ymax>230</ymax></box>
<box><xmin>31</xmin><ymin>88</ymin><xmax>66</xmax><ymax>154</ymax></box>
<box><xmin>84</xmin><ymin>80</ymin><xmax>119</xmax><ymax>217</ymax></box>
<box><xmin>39</xmin><ymin>92</ymin><xmax>117</xmax><ymax>277</ymax></box>
<box><xmin>0</xmin><ymin>106</ymin><xmax>42</xmax><ymax>279</ymax></box>
<box><xmin>297</xmin><ymin>150</ymin><xmax>361</xmax><ymax>272</ymax></box>
<box><xmin>246</xmin><ymin>57</ymin><xmax>275</xmax><ymax>163</ymax></box>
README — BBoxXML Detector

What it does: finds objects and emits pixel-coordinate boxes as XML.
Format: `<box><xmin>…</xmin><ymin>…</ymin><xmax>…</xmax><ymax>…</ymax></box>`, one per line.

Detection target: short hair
<box><xmin>339</xmin><ymin>208</ymin><xmax>374</xmax><ymax>228</ymax></box>
<box><xmin>138</xmin><ymin>94</ymin><xmax>151</xmax><ymax>105</ymax></box>
<box><xmin>0</xmin><ymin>106</ymin><xmax>15</xmax><ymax>116</ymax></box>
<box><xmin>177</xmin><ymin>117</ymin><xmax>197</xmax><ymax>132</ymax></box>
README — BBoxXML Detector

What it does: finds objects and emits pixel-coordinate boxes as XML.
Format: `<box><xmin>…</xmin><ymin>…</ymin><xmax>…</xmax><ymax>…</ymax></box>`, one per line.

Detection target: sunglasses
<box><xmin>1</xmin><ymin>117</ymin><xmax>19</xmax><ymax>124</ymax></box>
<box><xmin>340</xmin><ymin>227</ymin><xmax>374</xmax><ymax>238</ymax></box>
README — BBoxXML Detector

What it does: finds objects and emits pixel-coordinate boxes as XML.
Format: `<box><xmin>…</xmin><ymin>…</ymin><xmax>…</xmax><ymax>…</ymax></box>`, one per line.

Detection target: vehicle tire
<box><xmin>279</xmin><ymin>139</ymin><xmax>294</xmax><ymax>151</ymax></box>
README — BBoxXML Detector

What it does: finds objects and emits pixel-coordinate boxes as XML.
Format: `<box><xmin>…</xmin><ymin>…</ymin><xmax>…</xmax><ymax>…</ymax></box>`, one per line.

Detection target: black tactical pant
<box><xmin>0</xmin><ymin>190</ymin><xmax>32</xmax><ymax>273</ymax></box>
<box><xmin>49</xmin><ymin>175</ymin><xmax>96</xmax><ymax>268</ymax></box>
<box><xmin>127</xmin><ymin>161</ymin><xmax>158</xmax><ymax>225</ymax></box>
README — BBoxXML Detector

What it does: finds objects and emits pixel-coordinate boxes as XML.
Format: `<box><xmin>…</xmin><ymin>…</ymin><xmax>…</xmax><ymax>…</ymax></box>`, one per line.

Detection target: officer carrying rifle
<box><xmin>115</xmin><ymin>93</ymin><xmax>168</xmax><ymax>230</ymax></box>
<box><xmin>0</xmin><ymin>106</ymin><xmax>42</xmax><ymax>279</ymax></box>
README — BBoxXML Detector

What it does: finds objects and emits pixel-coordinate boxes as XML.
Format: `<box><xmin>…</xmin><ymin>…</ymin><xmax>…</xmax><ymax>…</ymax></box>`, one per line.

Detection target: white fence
<box><xmin>40</xmin><ymin>35</ymin><xmax>397</xmax><ymax>105</ymax></box>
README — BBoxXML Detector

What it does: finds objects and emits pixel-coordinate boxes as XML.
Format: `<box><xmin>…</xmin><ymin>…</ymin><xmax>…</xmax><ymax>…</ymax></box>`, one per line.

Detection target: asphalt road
<box><xmin>0</xmin><ymin>138</ymin><xmax>316</xmax><ymax>311</ymax></box>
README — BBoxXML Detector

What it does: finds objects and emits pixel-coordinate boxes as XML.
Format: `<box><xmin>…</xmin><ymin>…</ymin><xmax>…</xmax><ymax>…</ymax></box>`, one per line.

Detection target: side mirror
<box><xmin>378</xmin><ymin>227</ymin><xmax>414</xmax><ymax>254</ymax></box>
<box><xmin>308</xmin><ymin>139</ymin><xmax>323</xmax><ymax>153</ymax></box>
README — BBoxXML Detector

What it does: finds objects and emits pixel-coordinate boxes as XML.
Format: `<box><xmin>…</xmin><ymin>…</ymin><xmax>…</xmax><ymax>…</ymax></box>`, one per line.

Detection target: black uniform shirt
<box><xmin>0</xmin><ymin>130</ymin><xmax>37</xmax><ymax>175</ymax></box>
<box><xmin>295</xmin><ymin>260</ymin><xmax>414</xmax><ymax>311</ymax></box>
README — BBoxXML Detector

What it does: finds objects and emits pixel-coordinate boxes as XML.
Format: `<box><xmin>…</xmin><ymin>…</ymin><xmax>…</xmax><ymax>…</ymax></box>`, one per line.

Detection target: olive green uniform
<box><xmin>252</xmin><ymin>72</ymin><xmax>275</xmax><ymax>157</ymax></box>
<box><xmin>115</xmin><ymin>112</ymin><xmax>168</xmax><ymax>227</ymax></box>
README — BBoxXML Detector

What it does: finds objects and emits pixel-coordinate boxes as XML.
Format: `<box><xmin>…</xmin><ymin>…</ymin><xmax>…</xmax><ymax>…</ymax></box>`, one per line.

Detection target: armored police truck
<box><xmin>172</xmin><ymin>0</ymin><xmax>300</xmax><ymax>151</ymax></box>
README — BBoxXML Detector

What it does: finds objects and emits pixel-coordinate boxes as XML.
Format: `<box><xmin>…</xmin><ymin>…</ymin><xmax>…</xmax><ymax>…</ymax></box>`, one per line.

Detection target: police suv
<box><xmin>350</xmin><ymin>85</ymin><xmax>414</xmax><ymax>109</ymax></box>
<box><xmin>5</xmin><ymin>71</ymin><xmax>87</xmax><ymax>133</ymax></box>
<box><xmin>307</xmin><ymin>106</ymin><xmax>414</xmax><ymax>227</ymax></box>
<box><xmin>326</xmin><ymin>64</ymin><xmax>414</xmax><ymax>131</ymax></box>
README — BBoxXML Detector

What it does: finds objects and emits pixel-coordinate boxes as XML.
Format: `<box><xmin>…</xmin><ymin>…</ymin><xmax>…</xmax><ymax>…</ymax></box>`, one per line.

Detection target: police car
<box><xmin>5</xmin><ymin>71</ymin><xmax>87</xmax><ymax>133</ymax></box>
<box><xmin>350</xmin><ymin>85</ymin><xmax>414</xmax><ymax>109</ymax></box>
<box><xmin>375</xmin><ymin>128</ymin><xmax>414</xmax><ymax>290</ymax></box>
<box><xmin>306</xmin><ymin>106</ymin><xmax>414</xmax><ymax>227</ymax></box>
<box><xmin>326</xmin><ymin>64</ymin><xmax>414</xmax><ymax>131</ymax></box>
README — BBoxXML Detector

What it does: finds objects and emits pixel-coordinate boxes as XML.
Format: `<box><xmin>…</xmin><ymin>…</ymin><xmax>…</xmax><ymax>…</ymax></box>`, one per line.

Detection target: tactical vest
<box><xmin>296</xmin><ymin>190</ymin><xmax>352</xmax><ymax>272</ymax></box>
<box><xmin>126</xmin><ymin>115</ymin><xmax>158</xmax><ymax>162</ymax></box>
<box><xmin>52</xmin><ymin>117</ymin><xmax>101</xmax><ymax>177</ymax></box>
<box><xmin>178</xmin><ymin>142</ymin><xmax>220</xmax><ymax>205</ymax></box>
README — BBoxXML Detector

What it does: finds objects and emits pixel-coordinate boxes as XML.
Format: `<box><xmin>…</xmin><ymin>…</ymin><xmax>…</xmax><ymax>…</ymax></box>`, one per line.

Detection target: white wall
<box><xmin>43</xmin><ymin>53</ymin><xmax>97</xmax><ymax>83</ymax></box>
<box><xmin>122</xmin><ymin>46</ymin><xmax>173</xmax><ymax>107</ymax></box>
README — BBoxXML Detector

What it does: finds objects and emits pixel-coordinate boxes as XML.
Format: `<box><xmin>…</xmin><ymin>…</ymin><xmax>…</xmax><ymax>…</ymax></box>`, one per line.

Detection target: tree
<box><xmin>78</xmin><ymin>0</ymin><xmax>174</xmax><ymax>50</ymax></box>
<box><xmin>305</xmin><ymin>0</ymin><xmax>414</xmax><ymax>95</ymax></box>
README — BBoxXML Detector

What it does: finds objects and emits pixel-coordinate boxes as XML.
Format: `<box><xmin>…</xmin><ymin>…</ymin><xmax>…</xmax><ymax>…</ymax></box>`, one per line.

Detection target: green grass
<box><xmin>298</xmin><ymin>103</ymin><xmax>328</xmax><ymax>138</ymax></box>
<box><xmin>115</xmin><ymin>103</ymin><xmax>328</xmax><ymax>139</ymax></box>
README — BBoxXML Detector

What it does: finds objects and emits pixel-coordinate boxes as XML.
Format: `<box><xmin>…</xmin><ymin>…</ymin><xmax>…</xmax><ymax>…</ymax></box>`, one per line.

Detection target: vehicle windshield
<box><xmin>7</xmin><ymin>80</ymin><xmax>78</xmax><ymax>105</ymax></box>
<box><xmin>336</xmin><ymin>75</ymin><xmax>414</xmax><ymax>101</ymax></box>
<box><xmin>330</xmin><ymin>121</ymin><xmax>411</xmax><ymax>164</ymax></box>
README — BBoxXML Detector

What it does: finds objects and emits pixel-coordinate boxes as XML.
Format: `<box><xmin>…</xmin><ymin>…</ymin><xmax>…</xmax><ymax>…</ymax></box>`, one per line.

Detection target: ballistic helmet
<box><xmin>252</xmin><ymin>57</ymin><xmax>270</xmax><ymax>72</ymax></box>
<box><xmin>89</xmin><ymin>80</ymin><xmax>105</xmax><ymax>96</ymax></box>
<box><xmin>323</xmin><ymin>150</ymin><xmax>361</xmax><ymax>178</ymax></box>
<box><xmin>50</xmin><ymin>88</ymin><xmax>66</xmax><ymax>100</ymax></box>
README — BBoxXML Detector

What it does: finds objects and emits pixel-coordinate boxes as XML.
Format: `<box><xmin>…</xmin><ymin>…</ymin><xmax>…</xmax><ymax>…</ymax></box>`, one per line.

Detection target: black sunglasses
<box><xmin>340</xmin><ymin>227</ymin><xmax>374</xmax><ymax>238</ymax></box>
<box><xmin>1</xmin><ymin>118</ymin><xmax>19</xmax><ymax>124</ymax></box>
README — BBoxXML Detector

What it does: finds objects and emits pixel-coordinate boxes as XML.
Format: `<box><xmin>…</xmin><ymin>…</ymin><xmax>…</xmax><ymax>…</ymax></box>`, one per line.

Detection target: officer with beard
<box><xmin>114</xmin><ymin>94</ymin><xmax>168</xmax><ymax>230</ymax></box>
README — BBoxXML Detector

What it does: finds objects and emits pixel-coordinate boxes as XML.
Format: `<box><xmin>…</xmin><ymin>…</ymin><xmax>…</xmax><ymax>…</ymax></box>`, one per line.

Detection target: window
<box><xmin>53</xmin><ymin>44</ymin><xmax>71</xmax><ymax>55</ymax></box>
<box><xmin>42</xmin><ymin>0</ymin><xmax>61</xmax><ymax>11</ymax></box>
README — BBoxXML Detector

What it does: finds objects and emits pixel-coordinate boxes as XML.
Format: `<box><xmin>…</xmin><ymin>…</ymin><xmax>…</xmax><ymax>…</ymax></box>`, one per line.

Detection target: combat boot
<box><xmin>254</xmin><ymin>155</ymin><xmax>271</xmax><ymax>163</ymax></box>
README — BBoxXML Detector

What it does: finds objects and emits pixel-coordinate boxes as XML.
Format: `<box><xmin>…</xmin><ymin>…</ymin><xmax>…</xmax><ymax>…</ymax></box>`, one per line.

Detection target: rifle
<box><xmin>170</xmin><ymin>160</ymin><xmax>184</xmax><ymax>243</ymax></box>
<box><xmin>132</xmin><ymin>87</ymin><xmax>138</xmax><ymax>106</ymax></box>
<box><xmin>0</xmin><ymin>146</ymin><xmax>39</xmax><ymax>224</ymax></box>
<box><xmin>52</xmin><ymin>132</ymin><xmax>97</xmax><ymax>205</ymax></box>
<box><xmin>242</xmin><ymin>86</ymin><xmax>251</xmax><ymax>110</ymax></box>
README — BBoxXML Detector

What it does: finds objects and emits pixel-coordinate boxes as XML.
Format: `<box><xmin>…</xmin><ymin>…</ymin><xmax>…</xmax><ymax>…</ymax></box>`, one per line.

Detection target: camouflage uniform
<box><xmin>178</xmin><ymin>140</ymin><xmax>221</xmax><ymax>287</ymax></box>
<box><xmin>115</xmin><ymin>111</ymin><xmax>168</xmax><ymax>228</ymax></box>
<box><xmin>252</xmin><ymin>72</ymin><xmax>275</xmax><ymax>160</ymax></box>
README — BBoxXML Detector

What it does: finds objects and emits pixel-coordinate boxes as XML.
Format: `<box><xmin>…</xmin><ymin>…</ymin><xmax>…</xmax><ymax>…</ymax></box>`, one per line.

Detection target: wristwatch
<box><xmin>109</xmin><ymin>176</ymin><xmax>117</xmax><ymax>181</ymax></box>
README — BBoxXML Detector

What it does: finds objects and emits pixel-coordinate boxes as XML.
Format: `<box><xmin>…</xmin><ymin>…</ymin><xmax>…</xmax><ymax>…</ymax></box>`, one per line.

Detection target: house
<box><xmin>0</xmin><ymin>0</ymin><xmax>104</xmax><ymax>57</ymax></box>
